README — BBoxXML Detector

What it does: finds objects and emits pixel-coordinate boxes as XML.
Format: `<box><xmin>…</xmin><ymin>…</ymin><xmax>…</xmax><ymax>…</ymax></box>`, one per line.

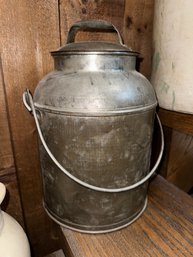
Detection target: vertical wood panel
<box><xmin>166</xmin><ymin>130</ymin><xmax>193</xmax><ymax>192</ymax></box>
<box><xmin>0</xmin><ymin>57</ymin><xmax>14</xmax><ymax>171</ymax></box>
<box><xmin>158</xmin><ymin>109</ymin><xmax>193</xmax><ymax>192</ymax></box>
<box><xmin>0</xmin><ymin>57</ymin><xmax>24</xmax><ymax>230</ymax></box>
<box><xmin>0</xmin><ymin>1</ymin><xmax>156</xmax><ymax>255</ymax></box>
<box><xmin>123</xmin><ymin>0</ymin><xmax>154</xmax><ymax>78</ymax></box>
<box><xmin>59</xmin><ymin>0</ymin><xmax>125</xmax><ymax>44</ymax></box>
<box><xmin>0</xmin><ymin>167</ymin><xmax>24</xmax><ymax>226</ymax></box>
<box><xmin>0</xmin><ymin>0</ymin><xmax>60</xmax><ymax>255</ymax></box>
<box><xmin>157</xmin><ymin>126</ymin><xmax>173</xmax><ymax>178</ymax></box>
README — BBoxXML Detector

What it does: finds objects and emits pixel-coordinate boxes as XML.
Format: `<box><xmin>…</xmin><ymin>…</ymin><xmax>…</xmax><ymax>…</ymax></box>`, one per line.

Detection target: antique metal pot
<box><xmin>23</xmin><ymin>20</ymin><xmax>164</xmax><ymax>233</ymax></box>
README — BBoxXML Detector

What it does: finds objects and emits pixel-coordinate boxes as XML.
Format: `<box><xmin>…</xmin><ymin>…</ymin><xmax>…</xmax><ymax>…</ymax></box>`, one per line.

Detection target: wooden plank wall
<box><xmin>60</xmin><ymin>0</ymin><xmax>125</xmax><ymax>42</ymax></box>
<box><xmin>123</xmin><ymin>0</ymin><xmax>154</xmax><ymax>78</ymax></box>
<box><xmin>0</xmin><ymin>56</ymin><xmax>24</xmax><ymax>225</ymax></box>
<box><xmin>0</xmin><ymin>59</ymin><xmax>14</xmax><ymax>170</ymax></box>
<box><xmin>158</xmin><ymin>109</ymin><xmax>193</xmax><ymax>192</ymax></box>
<box><xmin>0</xmin><ymin>1</ymin><xmax>61</xmax><ymax>256</ymax></box>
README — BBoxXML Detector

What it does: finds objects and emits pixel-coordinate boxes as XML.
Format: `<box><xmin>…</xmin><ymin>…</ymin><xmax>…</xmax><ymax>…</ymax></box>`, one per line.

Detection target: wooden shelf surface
<box><xmin>60</xmin><ymin>175</ymin><xmax>193</xmax><ymax>257</ymax></box>
<box><xmin>45</xmin><ymin>249</ymin><xmax>65</xmax><ymax>257</ymax></box>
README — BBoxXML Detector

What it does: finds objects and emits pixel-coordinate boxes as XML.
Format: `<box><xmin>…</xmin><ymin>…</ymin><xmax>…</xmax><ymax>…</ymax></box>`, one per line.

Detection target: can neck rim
<box><xmin>51</xmin><ymin>41</ymin><xmax>139</xmax><ymax>57</ymax></box>
<box><xmin>51</xmin><ymin>51</ymin><xmax>139</xmax><ymax>57</ymax></box>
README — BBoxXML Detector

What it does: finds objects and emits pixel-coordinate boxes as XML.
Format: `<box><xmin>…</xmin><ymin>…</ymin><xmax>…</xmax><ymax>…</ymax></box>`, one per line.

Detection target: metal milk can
<box><xmin>23</xmin><ymin>20</ymin><xmax>164</xmax><ymax>233</ymax></box>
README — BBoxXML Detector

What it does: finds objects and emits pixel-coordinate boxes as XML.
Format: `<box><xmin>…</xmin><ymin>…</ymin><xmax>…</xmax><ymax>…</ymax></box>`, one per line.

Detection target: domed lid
<box><xmin>51</xmin><ymin>20</ymin><xmax>138</xmax><ymax>56</ymax></box>
<box><xmin>51</xmin><ymin>41</ymin><xmax>138</xmax><ymax>56</ymax></box>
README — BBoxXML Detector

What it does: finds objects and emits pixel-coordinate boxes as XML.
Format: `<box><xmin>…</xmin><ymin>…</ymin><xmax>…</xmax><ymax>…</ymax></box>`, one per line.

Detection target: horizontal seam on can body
<box><xmin>34</xmin><ymin>102</ymin><xmax>157</xmax><ymax>116</ymax></box>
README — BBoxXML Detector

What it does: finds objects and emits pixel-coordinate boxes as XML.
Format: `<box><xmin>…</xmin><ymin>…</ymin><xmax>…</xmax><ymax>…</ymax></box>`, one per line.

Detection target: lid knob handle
<box><xmin>66</xmin><ymin>20</ymin><xmax>124</xmax><ymax>45</ymax></box>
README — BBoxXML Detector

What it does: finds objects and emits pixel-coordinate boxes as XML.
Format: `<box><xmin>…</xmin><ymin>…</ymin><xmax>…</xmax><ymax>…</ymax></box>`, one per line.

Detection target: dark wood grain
<box><xmin>159</xmin><ymin>108</ymin><xmax>193</xmax><ymax>136</ymax></box>
<box><xmin>151</xmin><ymin>124</ymin><xmax>173</xmax><ymax>178</ymax></box>
<box><xmin>166</xmin><ymin>129</ymin><xmax>193</xmax><ymax>192</ymax></box>
<box><xmin>0</xmin><ymin>1</ymin><xmax>60</xmax><ymax>256</ymax></box>
<box><xmin>0</xmin><ymin>58</ymin><xmax>24</xmax><ymax>227</ymax></box>
<box><xmin>0</xmin><ymin>167</ymin><xmax>24</xmax><ymax>226</ymax></box>
<box><xmin>59</xmin><ymin>0</ymin><xmax>125</xmax><ymax>45</ymax></box>
<box><xmin>61</xmin><ymin>175</ymin><xmax>193</xmax><ymax>257</ymax></box>
<box><xmin>123</xmin><ymin>0</ymin><xmax>154</xmax><ymax>78</ymax></box>
<box><xmin>45</xmin><ymin>249</ymin><xmax>65</xmax><ymax>257</ymax></box>
<box><xmin>158</xmin><ymin>109</ymin><xmax>193</xmax><ymax>192</ymax></box>
<box><xmin>0</xmin><ymin>56</ymin><xmax>14</xmax><ymax>170</ymax></box>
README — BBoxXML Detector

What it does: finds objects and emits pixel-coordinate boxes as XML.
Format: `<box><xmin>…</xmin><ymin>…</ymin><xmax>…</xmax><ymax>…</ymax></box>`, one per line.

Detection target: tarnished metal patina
<box><xmin>23</xmin><ymin>20</ymin><xmax>164</xmax><ymax>233</ymax></box>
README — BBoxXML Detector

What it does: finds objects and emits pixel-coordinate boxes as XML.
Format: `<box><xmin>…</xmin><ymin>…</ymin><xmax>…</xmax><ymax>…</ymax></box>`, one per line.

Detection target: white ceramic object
<box><xmin>151</xmin><ymin>0</ymin><xmax>193</xmax><ymax>114</ymax></box>
<box><xmin>0</xmin><ymin>182</ymin><xmax>31</xmax><ymax>257</ymax></box>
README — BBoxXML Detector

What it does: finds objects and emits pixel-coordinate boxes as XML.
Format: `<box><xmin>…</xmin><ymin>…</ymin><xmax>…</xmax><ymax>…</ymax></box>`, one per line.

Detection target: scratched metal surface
<box><xmin>39</xmin><ymin>111</ymin><xmax>153</xmax><ymax>231</ymax></box>
<box><xmin>33</xmin><ymin>41</ymin><xmax>157</xmax><ymax>232</ymax></box>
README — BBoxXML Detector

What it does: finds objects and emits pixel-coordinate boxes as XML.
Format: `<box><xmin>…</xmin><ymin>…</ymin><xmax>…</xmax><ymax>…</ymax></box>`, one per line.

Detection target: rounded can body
<box><xmin>40</xmin><ymin>111</ymin><xmax>154</xmax><ymax>232</ymax></box>
<box><xmin>33</xmin><ymin>51</ymin><xmax>157</xmax><ymax>232</ymax></box>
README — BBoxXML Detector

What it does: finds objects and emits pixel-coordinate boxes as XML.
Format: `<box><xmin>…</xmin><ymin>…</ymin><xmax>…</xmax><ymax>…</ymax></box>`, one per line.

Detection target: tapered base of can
<box><xmin>43</xmin><ymin>197</ymin><xmax>147</xmax><ymax>234</ymax></box>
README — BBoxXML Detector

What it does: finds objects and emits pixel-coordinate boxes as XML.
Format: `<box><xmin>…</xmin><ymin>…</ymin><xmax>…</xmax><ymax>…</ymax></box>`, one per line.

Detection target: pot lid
<box><xmin>51</xmin><ymin>20</ymin><xmax>138</xmax><ymax>56</ymax></box>
<box><xmin>51</xmin><ymin>41</ymin><xmax>138</xmax><ymax>56</ymax></box>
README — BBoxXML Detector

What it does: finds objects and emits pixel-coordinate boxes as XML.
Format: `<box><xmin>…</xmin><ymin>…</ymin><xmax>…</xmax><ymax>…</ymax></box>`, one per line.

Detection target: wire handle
<box><xmin>23</xmin><ymin>89</ymin><xmax>164</xmax><ymax>193</ymax></box>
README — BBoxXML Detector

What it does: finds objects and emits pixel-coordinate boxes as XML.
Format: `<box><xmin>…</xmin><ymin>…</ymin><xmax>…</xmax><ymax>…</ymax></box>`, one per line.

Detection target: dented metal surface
<box><xmin>32</xmin><ymin>20</ymin><xmax>157</xmax><ymax>232</ymax></box>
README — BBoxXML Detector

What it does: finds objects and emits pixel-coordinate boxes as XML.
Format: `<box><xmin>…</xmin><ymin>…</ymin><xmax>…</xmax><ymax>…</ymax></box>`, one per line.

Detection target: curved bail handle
<box><xmin>67</xmin><ymin>20</ymin><xmax>124</xmax><ymax>45</ymax></box>
<box><xmin>23</xmin><ymin>89</ymin><xmax>32</xmax><ymax>112</ymax></box>
<box><xmin>23</xmin><ymin>90</ymin><xmax>164</xmax><ymax>193</ymax></box>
